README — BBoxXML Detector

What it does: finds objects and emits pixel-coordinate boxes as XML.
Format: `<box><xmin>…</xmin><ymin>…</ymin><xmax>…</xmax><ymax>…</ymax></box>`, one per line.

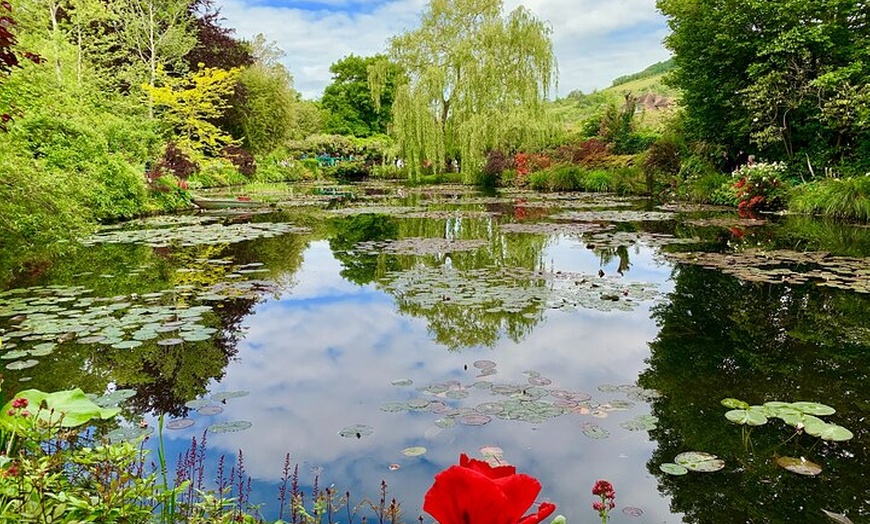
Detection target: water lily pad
<box><xmin>725</xmin><ymin>408</ymin><xmax>768</xmax><ymax>426</ymax></box>
<box><xmin>157</xmin><ymin>338</ymin><xmax>184</xmax><ymax>346</ymax></box>
<box><xmin>776</xmin><ymin>456</ymin><xmax>822</xmax><ymax>476</ymax></box>
<box><xmin>434</xmin><ymin>417</ymin><xmax>456</xmax><ymax>428</ymax></box>
<box><xmin>621</xmin><ymin>415</ymin><xmax>659</xmax><ymax>431</ymax></box>
<box><xmin>473</xmin><ymin>360</ymin><xmax>496</xmax><ymax>369</ymax></box>
<box><xmin>1</xmin><ymin>350</ymin><xmax>29</xmax><ymax>360</ymax></box>
<box><xmin>197</xmin><ymin>405</ymin><xmax>224</xmax><ymax>416</ymax></box>
<box><xmin>660</xmin><ymin>463</ymin><xmax>688</xmax><ymax>476</ymax></box>
<box><xmin>458</xmin><ymin>414</ymin><xmax>492</xmax><ymax>426</ymax></box>
<box><xmin>721</xmin><ymin>398</ymin><xmax>750</xmax><ymax>409</ymax></box>
<box><xmin>94</xmin><ymin>389</ymin><xmax>137</xmax><ymax>407</ymax></box>
<box><xmin>806</xmin><ymin>422</ymin><xmax>854</xmax><ymax>441</ymax></box>
<box><xmin>211</xmin><ymin>391</ymin><xmax>249</xmax><ymax>402</ymax></box>
<box><xmin>112</xmin><ymin>340</ymin><xmax>143</xmax><ymax>349</ymax></box>
<box><xmin>674</xmin><ymin>451</ymin><xmax>725</xmax><ymax>472</ymax></box>
<box><xmin>381</xmin><ymin>401</ymin><xmax>409</xmax><ymax>413</ymax></box>
<box><xmin>790</xmin><ymin>401</ymin><xmax>836</xmax><ymax>416</ymax></box>
<box><xmin>207</xmin><ymin>421</ymin><xmax>252</xmax><ymax>433</ymax></box>
<box><xmin>105</xmin><ymin>426</ymin><xmax>154</xmax><ymax>442</ymax></box>
<box><xmin>622</xmin><ymin>507</ymin><xmax>644</xmax><ymax>517</ymax></box>
<box><xmin>401</xmin><ymin>446</ymin><xmax>427</xmax><ymax>457</ymax></box>
<box><xmin>339</xmin><ymin>424</ymin><xmax>374</xmax><ymax>438</ymax></box>
<box><xmin>6</xmin><ymin>359</ymin><xmax>39</xmax><ymax>370</ymax></box>
<box><xmin>821</xmin><ymin>509</ymin><xmax>855</xmax><ymax>524</ymax></box>
<box><xmin>166</xmin><ymin>418</ymin><xmax>196</xmax><ymax>430</ymax></box>
<box><xmin>391</xmin><ymin>379</ymin><xmax>413</xmax><ymax>387</ymax></box>
<box><xmin>184</xmin><ymin>399</ymin><xmax>211</xmax><ymax>409</ymax></box>
<box><xmin>580</xmin><ymin>422</ymin><xmax>610</xmax><ymax>439</ymax></box>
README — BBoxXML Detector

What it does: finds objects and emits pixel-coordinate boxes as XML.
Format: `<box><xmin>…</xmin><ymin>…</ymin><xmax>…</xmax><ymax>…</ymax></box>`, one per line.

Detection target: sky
<box><xmin>214</xmin><ymin>0</ymin><xmax>673</xmax><ymax>100</ymax></box>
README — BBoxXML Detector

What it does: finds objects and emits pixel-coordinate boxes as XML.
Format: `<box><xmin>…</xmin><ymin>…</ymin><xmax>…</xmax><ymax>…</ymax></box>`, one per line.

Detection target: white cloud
<box><xmin>215</xmin><ymin>0</ymin><xmax>670</xmax><ymax>99</ymax></box>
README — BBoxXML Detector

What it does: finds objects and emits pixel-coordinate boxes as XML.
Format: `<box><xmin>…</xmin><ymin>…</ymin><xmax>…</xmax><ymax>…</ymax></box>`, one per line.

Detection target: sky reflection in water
<box><xmin>156</xmin><ymin>237</ymin><xmax>681</xmax><ymax>523</ymax></box>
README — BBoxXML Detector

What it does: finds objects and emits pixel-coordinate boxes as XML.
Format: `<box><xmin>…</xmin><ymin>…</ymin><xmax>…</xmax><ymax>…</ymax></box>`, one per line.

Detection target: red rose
<box><xmin>423</xmin><ymin>454</ymin><xmax>556</xmax><ymax>524</ymax></box>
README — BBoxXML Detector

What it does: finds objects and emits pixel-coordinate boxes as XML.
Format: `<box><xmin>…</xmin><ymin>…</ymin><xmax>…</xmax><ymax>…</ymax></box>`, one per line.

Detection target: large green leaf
<box><xmin>0</xmin><ymin>388</ymin><xmax>120</xmax><ymax>430</ymax></box>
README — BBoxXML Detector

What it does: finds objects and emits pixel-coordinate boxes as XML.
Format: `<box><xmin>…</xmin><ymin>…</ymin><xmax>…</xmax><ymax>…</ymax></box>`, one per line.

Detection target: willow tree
<box><xmin>374</xmin><ymin>0</ymin><xmax>557</xmax><ymax>183</ymax></box>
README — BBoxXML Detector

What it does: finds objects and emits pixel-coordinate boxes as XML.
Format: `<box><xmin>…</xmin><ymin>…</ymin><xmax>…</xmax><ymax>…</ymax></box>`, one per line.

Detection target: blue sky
<box><xmin>214</xmin><ymin>0</ymin><xmax>672</xmax><ymax>99</ymax></box>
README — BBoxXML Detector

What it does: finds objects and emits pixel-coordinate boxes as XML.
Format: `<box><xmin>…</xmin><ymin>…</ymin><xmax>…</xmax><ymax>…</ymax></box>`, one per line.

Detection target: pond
<box><xmin>0</xmin><ymin>182</ymin><xmax>867</xmax><ymax>524</ymax></box>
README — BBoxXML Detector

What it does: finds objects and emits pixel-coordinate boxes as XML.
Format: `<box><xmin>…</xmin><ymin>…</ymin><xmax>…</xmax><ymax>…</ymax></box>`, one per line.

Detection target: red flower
<box><xmin>11</xmin><ymin>398</ymin><xmax>28</xmax><ymax>409</ymax></box>
<box><xmin>423</xmin><ymin>454</ymin><xmax>556</xmax><ymax>524</ymax></box>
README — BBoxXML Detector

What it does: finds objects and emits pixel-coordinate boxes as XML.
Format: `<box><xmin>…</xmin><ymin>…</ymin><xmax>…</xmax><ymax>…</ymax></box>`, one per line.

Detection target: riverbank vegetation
<box><xmin>1</xmin><ymin>0</ymin><xmax>868</xmax><ymax>269</ymax></box>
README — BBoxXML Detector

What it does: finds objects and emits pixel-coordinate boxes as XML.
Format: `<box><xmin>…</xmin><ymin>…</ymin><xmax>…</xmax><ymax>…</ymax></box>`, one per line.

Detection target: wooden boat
<box><xmin>191</xmin><ymin>196</ymin><xmax>265</xmax><ymax>210</ymax></box>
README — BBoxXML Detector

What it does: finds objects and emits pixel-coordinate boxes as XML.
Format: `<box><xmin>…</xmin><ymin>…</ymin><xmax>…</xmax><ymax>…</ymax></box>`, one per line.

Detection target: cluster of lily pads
<box><xmin>660</xmin><ymin>451</ymin><xmax>725</xmax><ymax>476</ymax></box>
<box><xmin>83</xmin><ymin>221</ymin><xmax>308</xmax><ymax>247</ymax></box>
<box><xmin>665</xmin><ymin>249</ymin><xmax>870</xmax><ymax>292</ymax></box>
<box><xmin>354</xmin><ymin>237</ymin><xmax>489</xmax><ymax>256</ymax></box>
<box><xmin>553</xmin><ymin>210</ymin><xmax>676</xmax><ymax>223</ymax></box>
<box><xmin>374</xmin><ymin>363</ymin><xmax>659</xmax><ymax>439</ymax></box>
<box><xmin>380</xmin><ymin>266</ymin><xmax>660</xmax><ymax>314</ymax></box>
<box><xmin>721</xmin><ymin>398</ymin><xmax>853</xmax><ymax>442</ymax></box>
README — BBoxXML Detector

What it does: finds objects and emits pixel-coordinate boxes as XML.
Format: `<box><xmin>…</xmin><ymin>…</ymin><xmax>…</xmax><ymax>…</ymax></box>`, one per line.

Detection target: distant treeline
<box><xmin>610</xmin><ymin>59</ymin><xmax>675</xmax><ymax>87</ymax></box>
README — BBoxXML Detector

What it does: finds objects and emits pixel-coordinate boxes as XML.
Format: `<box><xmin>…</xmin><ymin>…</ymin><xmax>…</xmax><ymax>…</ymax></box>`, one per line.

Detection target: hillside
<box><xmin>547</xmin><ymin>59</ymin><xmax>678</xmax><ymax>135</ymax></box>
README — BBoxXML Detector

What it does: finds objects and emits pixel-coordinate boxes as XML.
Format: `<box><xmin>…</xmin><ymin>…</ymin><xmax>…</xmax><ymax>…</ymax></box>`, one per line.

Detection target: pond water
<box><xmin>0</xmin><ymin>183</ymin><xmax>868</xmax><ymax>524</ymax></box>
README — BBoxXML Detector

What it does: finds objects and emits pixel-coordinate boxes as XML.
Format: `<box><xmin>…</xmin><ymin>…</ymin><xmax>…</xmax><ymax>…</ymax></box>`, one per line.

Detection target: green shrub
<box><xmin>324</xmin><ymin>159</ymin><xmax>370</xmax><ymax>181</ymax></box>
<box><xmin>527</xmin><ymin>170</ymin><xmax>549</xmax><ymax>190</ymax></box>
<box><xmin>371</xmin><ymin>163</ymin><xmax>407</xmax><ymax>180</ymax></box>
<box><xmin>732</xmin><ymin>161</ymin><xmax>790</xmax><ymax>212</ymax></box>
<box><xmin>609</xmin><ymin>167</ymin><xmax>646</xmax><ymax>195</ymax></box>
<box><xmin>188</xmin><ymin>158</ymin><xmax>248</xmax><ymax>188</ymax></box>
<box><xmin>580</xmin><ymin>169</ymin><xmax>612</xmax><ymax>192</ymax></box>
<box><xmin>789</xmin><ymin>175</ymin><xmax>870</xmax><ymax>221</ymax></box>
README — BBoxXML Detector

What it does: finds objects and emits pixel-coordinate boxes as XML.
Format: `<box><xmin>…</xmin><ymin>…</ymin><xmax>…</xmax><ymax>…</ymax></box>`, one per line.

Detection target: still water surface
<box><xmin>0</xmin><ymin>184</ymin><xmax>867</xmax><ymax>523</ymax></box>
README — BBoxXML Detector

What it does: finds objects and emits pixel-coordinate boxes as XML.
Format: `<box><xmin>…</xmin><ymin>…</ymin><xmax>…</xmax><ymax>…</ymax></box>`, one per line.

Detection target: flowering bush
<box><xmin>732</xmin><ymin>161</ymin><xmax>789</xmax><ymax>212</ymax></box>
<box><xmin>424</xmin><ymin>454</ymin><xmax>556</xmax><ymax>524</ymax></box>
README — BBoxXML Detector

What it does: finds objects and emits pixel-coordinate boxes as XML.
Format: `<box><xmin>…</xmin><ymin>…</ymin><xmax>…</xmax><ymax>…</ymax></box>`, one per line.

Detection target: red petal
<box><xmin>517</xmin><ymin>502</ymin><xmax>557</xmax><ymax>524</ymax></box>
<box><xmin>424</xmin><ymin>464</ymin><xmax>515</xmax><ymax>524</ymax></box>
<box><xmin>491</xmin><ymin>473</ymin><xmax>542</xmax><ymax>522</ymax></box>
<box><xmin>460</xmin><ymin>453</ymin><xmax>517</xmax><ymax>478</ymax></box>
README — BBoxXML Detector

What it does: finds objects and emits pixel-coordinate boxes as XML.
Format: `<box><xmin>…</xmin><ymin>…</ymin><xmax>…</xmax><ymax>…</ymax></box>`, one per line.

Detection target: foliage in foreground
<box><xmin>788</xmin><ymin>175</ymin><xmax>870</xmax><ymax>222</ymax></box>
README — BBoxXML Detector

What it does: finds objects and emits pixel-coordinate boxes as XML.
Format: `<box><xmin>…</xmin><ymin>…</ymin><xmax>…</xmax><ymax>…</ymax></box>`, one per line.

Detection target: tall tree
<box><xmin>117</xmin><ymin>0</ymin><xmax>197</xmax><ymax>116</ymax></box>
<box><xmin>321</xmin><ymin>54</ymin><xmax>398</xmax><ymax>137</ymax></box>
<box><xmin>658</xmin><ymin>0</ymin><xmax>870</xmax><ymax>170</ymax></box>
<box><xmin>376</xmin><ymin>0</ymin><xmax>557</xmax><ymax>183</ymax></box>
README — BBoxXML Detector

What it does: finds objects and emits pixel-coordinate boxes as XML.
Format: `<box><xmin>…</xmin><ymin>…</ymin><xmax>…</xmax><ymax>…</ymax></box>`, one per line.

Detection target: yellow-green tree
<box><xmin>376</xmin><ymin>0</ymin><xmax>557</xmax><ymax>183</ymax></box>
<box><xmin>143</xmin><ymin>65</ymin><xmax>239</xmax><ymax>154</ymax></box>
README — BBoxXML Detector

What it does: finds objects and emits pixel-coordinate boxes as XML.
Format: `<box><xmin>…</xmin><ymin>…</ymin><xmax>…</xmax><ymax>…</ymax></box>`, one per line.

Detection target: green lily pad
<box><xmin>776</xmin><ymin>456</ymin><xmax>822</xmax><ymax>476</ymax></box>
<box><xmin>434</xmin><ymin>417</ymin><xmax>456</xmax><ymax>428</ymax></box>
<box><xmin>339</xmin><ymin>424</ymin><xmax>374</xmax><ymax>438</ymax></box>
<box><xmin>1</xmin><ymin>350</ymin><xmax>29</xmax><ymax>360</ymax></box>
<box><xmin>207</xmin><ymin>421</ymin><xmax>252</xmax><ymax>433</ymax></box>
<box><xmin>112</xmin><ymin>340</ymin><xmax>143</xmax><ymax>349</ymax></box>
<box><xmin>790</xmin><ymin>401</ymin><xmax>836</xmax><ymax>416</ymax></box>
<box><xmin>184</xmin><ymin>399</ymin><xmax>211</xmax><ymax>409</ymax></box>
<box><xmin>380</xmin><ymin>402</ymin><xmax>408</xmax><ymax>413</ymax></box>
<box><xmin>806</xmin><ymin>422</ymin><xmax>854</xmax><ymax>441</ymax></box>
<box><xmin>157</xmin><ymin>338</ymin><xmax>184</xmax><ymax>346</ymax></box>
<box><xmin>721</xmin><ymin>398</ymin><xmax>750</xmax><ymax>409</ymax></box>
<box><xmin>211</xmin><ymin>391</ymin><xmax>249</xmax><ymax>402</ymax></box>
<box><xmin>166</xmin><ymin>419</ymin><xmax>196</xmax><ymax>430</ymax></box>
<box><xmin>391</xmin><ymin>379</ymin><xmax>413</xmax><ymax>386</ymax></box>
<box><xmin>401</xmin><ymin>446</ymin><xmax>427</xmax><ymax>457</ymax></box>
<box><xmin>621</xmin><ymin>414</ymin><xmax>659</xmax><ymax>431</ymax></box>
<box><xmin>105</xmin><ymin>426</ymin><xmax>154</xmax><ymax>442</ymax></box>
<box><xmin>659</xmin><ymin>463</ymin><xmax>688</xmax><ymax>476</ymax></box>
<box><xmin>93</xmin><ymin>389</ymin><xmax>137</xmax><ymax>407</ymax></box>
<box><xmin>821</xmin><ymin>509</ymin><xmax>855</xmax><ymax>524</ymax></box>
<box><xmin>6</xmin><ymin>359</ymin><xmax>39</xmax><ymax>370</ymax></box>
<box><xmin>674</xmin><ymin>451</ymin><xmax>725</xmax><ymax>472</ymax></box>
<box><xmin>458</xmin><ymin>414</ymin><xmax>492</xmax><ymax>426</ymax></box>
<box><xmin>580</xmin><ymin>422</ymin><xmax>610</xmax><ymax>439</ymax></box>
<box><xmin>197</xmin><ymin>405</ymin><xmax>224</xmax><ymax>416</ymax></box>
<box><xmin>725</xmin><ymin>408</ymin><xmax>768</xmax><ymax>426</ymax></box>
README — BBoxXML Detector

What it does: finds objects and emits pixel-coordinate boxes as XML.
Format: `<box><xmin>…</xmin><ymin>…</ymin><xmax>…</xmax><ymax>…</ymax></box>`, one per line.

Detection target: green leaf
<box><xmin>790</xmin><ymin>401</ymin><xmax>836</xmax><ymax>416</ymax></box>
<box><xmin>660</xmin><ymin>462</ymin><xmax>689</xmax><ymax>475</ymax></box>
<box><xmin>721</xmin><ymin>398</ymin><xmax>749</xmax><ymax>409</ymax></box>
<box><xmin>776</xmin><ymin>456</ymin><xmax>821</xmax><ymax>476</ymax></box>
<box><xmin>725</xmin><ymin>408</ymin><xmax>768</xmax><ymax>426</ymax></box>
<box><xmin>0</xmin><ymin>388</ymin><xmax>120</xmax><ymax>430</ymax></box>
